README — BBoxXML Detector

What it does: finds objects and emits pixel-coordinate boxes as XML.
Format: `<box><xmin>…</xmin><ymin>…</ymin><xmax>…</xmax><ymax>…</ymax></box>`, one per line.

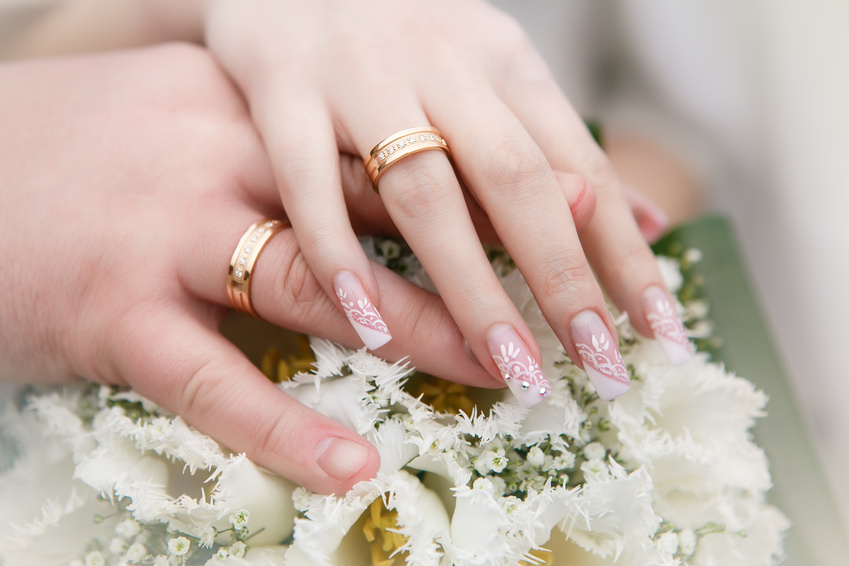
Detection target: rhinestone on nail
<box><xmin>521</xmin><ymin>381</ymin><xmax>530</xmax><ymax>391</ymax></box>
<box><xmin>539</xmin><ymin>387</ymin><xmax>550</xmax><ymax>397</ymax></box>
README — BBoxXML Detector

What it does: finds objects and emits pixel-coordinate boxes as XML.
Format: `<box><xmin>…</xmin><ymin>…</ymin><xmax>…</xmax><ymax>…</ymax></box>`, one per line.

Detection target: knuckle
<box><xmin>484</xmin><ymin>8</ymin><xmax>531</xmax><ymax>52</ymax></box>
<box><xmin>382</xmin><ymin>160</ymin><xmax>451</xmax><ymax>219</ymax></box>
<box><xmin>249</xmin><ymin>411</ymin><xmax>297</xmax><ymax>465</ymax></box>
<box><xmin>540</xmin><ymin>252</ymin><xmax>594</xmax><ymax>297</ymax></box>
<box><xmin>574</xmin><ymin>145</ymin><xmax>619</xmax><ymax>192</ymax></box>
<box><xmin>274</xmin><ymin>247</ymin><xmax>325</xmax><ymax>322</ymax></box>
<box><xmin>179</xmin><ymin>354</ymin><xmax>240</xmax><ymax>421</ymax></box>
<box><xmin>481</xmin><ymin>138</ymin><xmax>548</xmax><ymax>194</ymax></box>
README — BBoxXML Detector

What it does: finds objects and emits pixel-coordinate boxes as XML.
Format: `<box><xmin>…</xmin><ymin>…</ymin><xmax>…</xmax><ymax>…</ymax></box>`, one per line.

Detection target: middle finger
<box><xmin>423</xmin><ymin>79</ymin><xmax>632</xmax><ymax>402</ymax></box>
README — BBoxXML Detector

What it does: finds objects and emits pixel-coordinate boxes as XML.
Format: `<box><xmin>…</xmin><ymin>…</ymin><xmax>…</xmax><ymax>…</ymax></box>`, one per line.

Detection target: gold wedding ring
<box><xmin>365</xmin><ymin>126</ymin><xmax>450</xmax><ymax>191</ymax></box>
<box><xmin>227</xmin><ymin>219</ymin><xmax>289</xmax><ymax>318</ymax></box>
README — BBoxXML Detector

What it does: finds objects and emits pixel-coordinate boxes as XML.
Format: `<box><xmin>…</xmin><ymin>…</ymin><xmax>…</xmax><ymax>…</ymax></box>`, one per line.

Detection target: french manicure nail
<box><xmin>315</xmin><ymin>436</ymin><xmax>370</xmax><ymax>482</ymax></box>
<box><xmin>486</xmin><ymin>324</ymin><xmax>552</xmax><ymax>409</ymax></box>
<box><xmin>334</xmin><ymin>271</ymin><xmax>392</xmax><ymax>350</ymax></box>
<box><xmin>570</xmin><ymin>311</ymin><xmax>631</xmax><ymax>401</ymax></box>
<box><xmin>643</xmin><ymin>286</ymin><xmax>694</xmax><ymax>365</ymax></box>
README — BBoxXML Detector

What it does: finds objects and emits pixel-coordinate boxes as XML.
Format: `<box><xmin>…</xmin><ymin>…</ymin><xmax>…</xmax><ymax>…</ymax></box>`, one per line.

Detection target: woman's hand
<box><xmin>6</xmin><ymin>0</ymin><xmax>692</xmax><ymax>407</ymax></box>
<box><xmin>199</xmin><ymin>0</ymin><xmax>693</xmax><ymax>404</ymax></box>
<box><xmin>0</xmin><ymin>45</ymin><xmax>559</xmax><ymax>493</ymax></box>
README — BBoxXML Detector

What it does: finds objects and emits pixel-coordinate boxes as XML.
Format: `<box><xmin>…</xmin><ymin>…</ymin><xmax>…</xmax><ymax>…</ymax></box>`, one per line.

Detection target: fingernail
<box><xmin>643</xmin><ymin>285</ymin><xmax>694</xmax><ymax>365</ymax></box>
<box><xmin>315</xmin><ymin>436</ymin><xmax>370</xmax><ymax>482</ymax></box>
<box><xmin>570</xmin><ymin>311</ymin><xmax>631</xmax><ymax>401</ymax></box>
<box><xmin>334</xmin><ymin>271</ymin><xmax>392</xmax><ymax>350</ymax></box>
<box><xmin>486</xmin><ymin>324</ymin><xmax>552</xmax><ymax>409</ymax></box>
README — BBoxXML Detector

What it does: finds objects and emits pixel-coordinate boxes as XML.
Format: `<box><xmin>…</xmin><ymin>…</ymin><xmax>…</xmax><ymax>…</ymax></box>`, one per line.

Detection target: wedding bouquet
<box><xmin>0</xmin><ymin>238</ymin><xmax>789</xmax><ymax>566</ymax></box>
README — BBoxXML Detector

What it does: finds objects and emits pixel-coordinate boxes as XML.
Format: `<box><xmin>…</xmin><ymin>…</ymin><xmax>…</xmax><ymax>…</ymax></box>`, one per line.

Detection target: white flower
<box><xmin>0</xmin><ymin>243</ymin><xmax>790</xmax><ymax>566</ymax></box>
<box><xmin>583</xmin><ymin>442</ymin><xmax>606</xmax><ymax>461</ymax></box>
<box><xmin>228</xmin><ymin>541</ymin><xmax>247</xmax><ymax>559</ymax></box>
<box><xmin>115</xmin><ymin>519</ymin><xmax>142</xmax><ymax>540</ymax></box>
<box><xmin>476</xmin><ymin>448</ymin><xmax>508</xmax><ymax>474</ymax></box>
<box><xmin>657</xmin><ymin>531</ymin><xmax>679</xmax><ymax>555</ymax></box>
<box><xmin>126</xmin><ymin>542</ymin><xmax>146</xmax><ymax>563</ymax></box>
<box><xmin>678</xmin><ymin>528</ymin><xmax>697</xmax><ymax>555</ymax></box>
<box><xmin>109</xmin><ymin>537</ymin><xmax>129</xmax><ymax>555</ymax></box>
<box><xmin>85</xmin><ymin>552</ymin><xmax>106</xmax><ymax>566</ymax></box>
<box><xmin>657</xmin><ymin>255</ymin><xmax>684</xmax><ymax>292</ymax></box>
<box><xmin>683</xmin><ymin>248</ymin><xmax>703</xmax><ymax>263</ymax></box>
<box><xmin>527</xmin><ymin>446</ymin><xmax>545</xmax><ymax>467</ymax></box>
<box><xmin>168</xmin><ymin>536</ymin><xmax>191</xmax><ymax>556</ymax></box>
<box><xmin>229</xmin><ymin>509</ymin><xmax>250</xmax><ymax>531</ymax></box>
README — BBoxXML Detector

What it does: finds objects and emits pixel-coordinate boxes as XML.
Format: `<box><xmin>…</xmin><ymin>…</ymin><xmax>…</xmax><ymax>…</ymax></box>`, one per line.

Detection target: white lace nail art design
<box><xmin>487</xmin><ymin>326</ymin><xmax>552</xmax><ymax>409</ymax></box>
<box><xmin>337</xmin><ymin>288</ymin><xmax>390</xmax><ymax>334</ymax></box>
<box><xmin>643</xmin><ymin>286</ymin><xmax>693</xmax><ymax>365</ymax></box>
<box><xmin>647</xmin><ymin>298</ymin><xmax>689</xmax><ymax>345</ymax></box>
<box><xmin>492</xmin><ymin>341</ymin><xmax>552</xmax><ymax>398</ymax></box>
<box><xmin>570</xmin><ymin>311</ymin><xmax>631</xmax><ymax>401</ymax></box>
<box><xmin>575</xmin><ymin>332</ymin><xmax>630</xmax><ymax>385</ymax></box>
<box><xmin>334</xmin><ymin>271</ymin><xmax>391</xmax><ymax>350</ymax></box>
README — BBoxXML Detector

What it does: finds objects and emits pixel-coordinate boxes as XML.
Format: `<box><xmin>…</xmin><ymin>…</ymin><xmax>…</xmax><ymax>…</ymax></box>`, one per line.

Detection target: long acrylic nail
<box><xmin>315</xmin><ymin>436</ymin><xmax>370</xmax><ymax>482</ymax></box>
<box><xmin>570</xmin><ymin>311</ymin><xmax>631</xmax><ymax>401</ymax></box>
<box><xmin>486</xmin><ymin>324</ymin><xmax>552</xmax><ymax>409</ymax></box>
<box><xmin>334</xmin><ymin>271</ymin><xmax>392</xmax><ymax>350</ymax></box>
<box><xmin>642</xmin><ymin>286</ymin><xmax>694</xmax><ymax>365</ymax></box>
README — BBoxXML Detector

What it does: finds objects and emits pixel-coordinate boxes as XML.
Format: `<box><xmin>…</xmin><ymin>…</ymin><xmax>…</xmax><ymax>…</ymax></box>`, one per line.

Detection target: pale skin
<box><xmin>2</xmin><ymin>1</ymin><xmax>695</xmax><ymax>493</ymax></box>
<box><xmin>0</xmin><ymin>45</ymin><xmax>603</xmax><ymax>493</ymax></box>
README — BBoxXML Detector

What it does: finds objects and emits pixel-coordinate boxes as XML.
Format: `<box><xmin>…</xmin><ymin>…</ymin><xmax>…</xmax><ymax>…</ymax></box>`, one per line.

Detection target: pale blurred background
<box><xmin>489</xmin><ymin>0</ymin><xmax>849</xmax><ymax>558</ymax></box>
<box><xmin>1</xmin><ymin>0</ymin><xmax>847</xmax><ymax>561</ymax></box>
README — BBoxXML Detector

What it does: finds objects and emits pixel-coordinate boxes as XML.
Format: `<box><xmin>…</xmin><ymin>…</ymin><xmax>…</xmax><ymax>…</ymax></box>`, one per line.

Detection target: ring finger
<box><xmin>343</xmin><ymin>103</ymin><xmax>560</xmax><ymax>408</ymax></box>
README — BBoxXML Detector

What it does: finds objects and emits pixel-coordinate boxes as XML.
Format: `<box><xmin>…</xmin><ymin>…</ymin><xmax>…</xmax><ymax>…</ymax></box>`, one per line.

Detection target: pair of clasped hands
<box><xmin>0</xmin><ymin>0</ymin><xmax>691</xmax><ymax>494</ymax></box>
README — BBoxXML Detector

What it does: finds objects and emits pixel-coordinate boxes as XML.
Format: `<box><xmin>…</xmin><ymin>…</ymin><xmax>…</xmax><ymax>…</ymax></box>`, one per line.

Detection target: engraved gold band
<box><xmin>226</xmin><ymin>219</ymin><xmax>289</xmax><ymax>318</ymax></box>
<box><xmin>364</xmin><ymin>126</ymin><xmax>450</xmax><ymax>191</ymax></box>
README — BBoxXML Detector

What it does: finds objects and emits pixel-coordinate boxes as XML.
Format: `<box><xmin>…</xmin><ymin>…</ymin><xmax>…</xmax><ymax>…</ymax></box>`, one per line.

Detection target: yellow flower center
<box><xmin>407</xmin><ymin>374</ymin><xmax>475</xmax><ymax>415</ymax></box>
<box><xmin>261</xmin><ymin>335</ymin><xmax>316</xmax><ymax>382</ymax></box>
<box><xmin>359</xmin><ymin>499</ymin><xmax>408</xmax><ymax>566</ymax></box>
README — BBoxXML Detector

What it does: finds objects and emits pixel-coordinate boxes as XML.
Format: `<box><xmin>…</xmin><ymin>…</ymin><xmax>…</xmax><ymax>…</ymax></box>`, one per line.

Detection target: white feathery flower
<box><xmin>0</xmin><ymin>244</ymin><xmax>790</xmax><ymax>566</ymax></box>
<box><xmin>371</xmin><ymin>417</ymin><xmax>419</xmax><ymax>474</ymax></box>
<box><xmin>84</xmin><ymin>551</ymin><xmax>106</xmax><ymax>566</ymax></box>
<box><xmin>197</xmin><ymin>526</ymin><xmax>216</xmax><ymax>548</ymax></box>
<box><xmin>378</xmin><ymin>470</ymin><xmax>450</xmax><ymax>565</ymax></box>
<box><xmin>210</xmin><ymin>454</ymin><xmax>295</xmax><ymax>546</ymax></box>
